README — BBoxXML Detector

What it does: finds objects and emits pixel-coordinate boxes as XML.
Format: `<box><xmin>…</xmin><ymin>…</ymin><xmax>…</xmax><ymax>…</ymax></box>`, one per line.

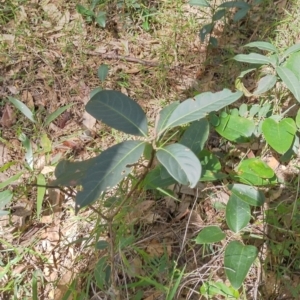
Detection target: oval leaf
<box><xmin>215</xmin><ymin>114</ymin><xmax>255</xmax><ymax>142</ymax></box>
<box><xmin>143</xmin><ymin>165</ymin><xmax>177</xmax><ymax>189</ymax></box>
<box><xmin>296</xmin><ymin>109</ymin><xmax>300</xmax><ymax>129</ymax></box>
<box><xmin>233</xmin><ymin>53</ymin><xmax>273</xmax><ymax>65</ymax></box>
<box><xmin>226</xmin><ymin>194</ymin><xmax>251</xmax><ymax>232</ymax></box>
<box><xmin>54</xmin><ymin>141</ymin><xmax>145</xmax><ymax>212</ymax></box>
<box><xmin>253</xmin><ymin>74</ymin><xmax>277</xmax><ymax>95</ymax></box>
<box><xmin>282</xmin><ymin>43</ymin><xmax>300</xmax><ymax>59</ymax></box>
<box><xmin>244</xmin><ymin>41</ymin><xmax>277</xmax><ymax>53</ymax></box>
<box><xmin>285</xmin><ymin>51</ymin><xmax>300</xmax><ymax>81</ymax></box>
<box><xmin>86</xmin><ymin>90</ymin><xmax>148</xmax><ymax>137</ymax></box>
<box><xmin>156</xmin><ymin>144</ymin><xmax>201</xmax><ymax>188</ymax></box>
<box><xmin>179</xmin><ymin>119</ymin><xmax>209</xmax><ymax>155</ymax></box>
<box><xmin>229</xmin><ymin>184</ymin><xmax>265</xmax><ymax>206</ymax></box>
<box><xmin>160</xmin><ymin>89</ymin><xmax>242</xmax><ymax>133</ymax></box>
<box><xmin>97</xmin><ymin>64</ymin><xmax>109</xmax><ymax>82</ymax></box>
<box><xmin>262</xmin><ymin>118</ymin><xmax>297</xmax><ymax>154</ymax></box>
<box><xmin>276</xmin><ymin>66</ymin><xmax>300</xmax><ymax>102</ymax></box>
<box><xmin>189</xmin><ymin>0</ymin><xmax>210</xmax><ymax>6</ymax></box>
<box><xmin>8</xmin><ymin>97</ymin><xmax>35</xmax><ymax>123</ymax></box>
<box><xmin>234</xmin><ymin>158</ymin><xmax>277</xmax><ymax>186</ymax></box>
<box><xmin>195</xmin><ymin>226</ymin><xmax>226</xmax><ymax>244</ymax></box>
<box><xmin>224</xmin><ymin>241</ymin><xmax>258</xmax><ymax>289</ymax></box>
<box><xmin>156</xmin><ymin>102</ymin><xmax>180</xmax><ymax>135</ymax></box>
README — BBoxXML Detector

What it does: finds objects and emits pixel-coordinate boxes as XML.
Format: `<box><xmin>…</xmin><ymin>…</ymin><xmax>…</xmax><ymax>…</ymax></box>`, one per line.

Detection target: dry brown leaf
<box><xmin>82</xmin><ymin>110</ymin><xmax>96</xmax><ymax>131</ymax></box>
<box><xmin>146</xmin><ymin>239</ymin><xmax>165</xmax><ymax>257</ymax></box>
<box><xmin>143</xmin><ymin>291</ymin><xmax>163</xmax><ymax>300</ymax></box>
<box><xmin>126</xmin><ymin>200</ymin><xmax>155</xmax><ymax>223</ymax></box>
<box><xmin>0</xmin><ymin>103</ymin><xmax>16</xmax><ymax>127</ymax></box>
<box><xmin>265</xmin><ymin>156</ymin><xmax>280</xmax><ymax>171</ymax></box>
<box><xmin>22</xmin><ymin>90</ymin><xmax>34</xmax><ymax>109</ymax></box>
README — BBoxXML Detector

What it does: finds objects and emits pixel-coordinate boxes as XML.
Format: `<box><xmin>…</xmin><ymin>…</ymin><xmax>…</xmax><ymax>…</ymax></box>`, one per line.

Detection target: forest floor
<box><xmin>1</xmin><ymin>0</ymin><xmax>300</xmax><ymax>299</ymax></box>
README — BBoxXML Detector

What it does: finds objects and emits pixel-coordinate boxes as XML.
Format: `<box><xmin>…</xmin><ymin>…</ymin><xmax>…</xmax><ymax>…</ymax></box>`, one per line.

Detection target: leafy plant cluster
<box><xmin>1</xmin><ymin>38</ymin><xmax>300</xmax><ymax>296</ymax></box>
<box><xmin>48</xmin><ymin>41</ymin><xmax>299</xmax><ymax>295</ymax></box>
<box><xmin>76</xmin><ymin>0</ymin><xmax>157</xmax><ymax>31</ymax></box>
<box><xmin>190</xmin><ymin>0</ymin><xmax>264</xmax><ymax>46</ymax></box>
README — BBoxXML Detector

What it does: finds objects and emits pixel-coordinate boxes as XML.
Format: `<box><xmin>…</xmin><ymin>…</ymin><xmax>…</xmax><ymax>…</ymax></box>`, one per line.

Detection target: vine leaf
<box><xmin>86</xmin><ymin>90</ymin><xmax>148</xmax><ymax>136</ymax></box>
<box><xmin>156</xmin><ymin>144</ymin><xmax>201</xmax><ymax>188</ymax></box>
<box><xmin>229</xmin><ymin>184</ymin><xmax>265</xmax><ymax>206</ymax></box>
<box><xmin>226</xmin><ymin>194</ymin><xmax>251</xmax><ymax>232</ymax></box>
<box><xmin>224</xmin><ymin>241</ymin><xmax>258</xmax><ymax>289</ymax></box>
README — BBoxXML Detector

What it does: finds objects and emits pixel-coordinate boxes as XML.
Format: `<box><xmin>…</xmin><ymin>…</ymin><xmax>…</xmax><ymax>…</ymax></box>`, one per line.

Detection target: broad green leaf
<box><xmin>253</xmin><ymin>74</ymin><xmax>277</xmax><ymax>95</ymax></box>
<box><xmin>244</xmin><ymin>41</ymin><xmax>277</xmax><ymax>53</ymax></box>
<box><xmin>76</xmin><ymin>4</ymin><xmax>95</xmax><ymax>17</ymax></box>
<box><xmin>198</xmin><ymin>150</ymin><xmax>227</xmax><ymax>181</ymax></box>
<box><xmin>96</xmin><ymin>11</ymin><xmax>106</xmax><ymax>28</ymax></box>
<box><xmin>19</xmin><ymin>133</ymin><xmax>33</xmax><ymax>170</ymax></box>
<box><xmin>224</xmin><ymin>241</ymin><xmax>258</xmax><ymax>289</ymax></box>
<box><xmin>209</xmin><ymin>36</ymin><xmax>218</xmax><ymax>47</ymax></box>
<box><xmin>0</xmin><ymin>190</ymin><xmax>13</xmax><ymax>214</ymax></box>
<box><xmin>0</xmin><ymin>172</ymin><xmax>23</xmax><ymax>189</ymax></box>
<box><xmin>156</xmin><ymin>144</ymin><xmax>201</xmax><ymax>188</ymax></box>
<box><xmin>156</xmin><ymin>102</ymin><xmax>180</xmax><ymax>136</ymax></box>
<box><xmin>179</xmin><ymin>119</ymin><xmax>209</xmax><ymax>155</ymax></box>
<box><xmin>94</xmin><ymin>256</ymin><xmax>110</xmax><ymax>289</ymax></box>
<box><xmin>8</xmin><ymin>97</ymin><xmax>35</xmax><ymax>123</ymax></box>
<box><xmin>195</xmin><ymin>226</ymin><xmax>226</xmax><ymax>244</ymax></box>
<box><xmin>160</xmin><ymin>89</ymin><xmax>242</xmax><ymax>133</ymax></box>
<box><xmin>200</xmin><ymin>23</ymin><xmax>213</xmax><ymax>42</ymax></box>
<box><xmin>258</xmin><ymin>103</ymin><xmax>271</xmax><ymax>118</ymax></box>
<box><xmin>212</xmin><ymin>9</ymin><xmax>226</xmax><ymax>21</ymax></box>
<box><xmin>97</xmin><ymin>64</ymin><xmax>109</xmax><ymax>82</ymax></box>
<box><xmin>215</xmin><ymin>114</ymin><xmax>255</xmax><ymax>143</ymax></box>
<box><xmin>249</xmin><ymin>104</ymin><xmax>260</xmax><ymax>117</ymax></box>
<box><xmin>239</xmin><ymin>103</ymin><xmax>248</xmax><ymax>117</ymax></box>
<box><xmin>280</xmin><ymin>135</ymin><xmax>299</xmax><ymax>162</ymax></box>
<box><xmin>226</xmin><ymin>194</ymin><xmax>251</xmax><ymax>232</ymax></box>
<box><xmin>219</xmin><ymin>1</ymin><xmax>250</xmax><ymax>8</ymax></box>
<box><xmin>262</xmin><ymin>118</ymin><xmax>297</xmax><ymax>154</ymax></box>
<box><xmin>40</xmin><ymin>133</ymin><xmax>52</xmax><ymax>153</ymax></box>
<box><xmin>36</xmin><ymin>174</ymin><xmax>46</xmax><ymax>218</ymax></box>
<box><xmin>90</xmin><ymin>87</ymin><xmax>102</xmax><ymax>98</ymax></box>
<box><xmin>234</xmin><ymin>158</ymin><xmax>277</xmax><ymax>186</ymax></box>
<box><xmin>200</xmin><ymin>281</ymin><xmax>239</xmax><ymax>299</ymax></box>
<box><xmin>86</xmin><ymin>90</ymin><xmax>148</xmax><ymax>137</ymax></box>
<box><xmin>282</xmin><ymin>43</ymin><xmax>300</xmax><ymax>59</ymax></box>
<box><xmin>54</xmin><ymin>156</ymin><xmax>99</xmax><ymax>187</ymax></box>
<box><xmin>77</xmin><ymin>141</ymin><xmax>145</xmax><ymax>211</ymax></box>
<box><xmin>96</xmin><ymin>240</ymin><xmax>109</xmax><ymax>250</ymax></box>
<box><xmin>44</xmin><ymin>104</ymin><xmax>73</xmax><ymax>126</ymax></box>
<box><xmin>143</xmin><ymin>165</ymin><xmax>177</xmax><ymax>189</ymax></box>
<box><xmin>189</xmin><ymin>0</ymin><xmax>210</xmax><ymax>6</ymax></box>
<box><xmin>277</xmin><ymin>66</ymin><xmax>300</xmax><ymax>102</ymax></box>
<box><xmin>229</xmin><ymin>184</ymin><xmax>265</xmax><ymax>206</ymax></box>
<box><xmin>247</xmin><ymin>158</ymin><xmax>274</xmax><ymax>178</ymax></box>
<box><xmin>284</xmin><ymin>51</ymin><xmax>300</xmax><ymax>80</ymax></box>
<box><xmin>143</xmin><ymin>143</ymin><xmax>153</xmax><ymax>160</ymax></box>
<box><xmin>91</xmin><ymin>0</ymin><xmax>102</xmax><ymax>10</ymax></box>
<box><xmin>233</xmin><ymin>53</ymin><xmax>273</xmax><ymax>65</ymax></box>
<box><xmin>233</xmin><ymin>7</ymin><xmax>250</xmax><ymax>22</ymax></box>
<box><xmin>296</xmin><ymin>109</ymin><xmax>300</xmax><ymax>129</ymax></box>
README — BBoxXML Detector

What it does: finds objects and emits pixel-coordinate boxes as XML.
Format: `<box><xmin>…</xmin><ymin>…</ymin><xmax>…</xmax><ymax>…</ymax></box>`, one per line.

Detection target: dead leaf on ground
<box><xmin>0</xmin><ymin>103</ymin><xmax>16</xmax><ymax>127</ymax></box>
<box><xmin>82</xmin><ymin>110</ymin><xmax>96</xmax><ymax>131</ymax></box>
<box><xmin>146</xmin><ymin>239</ymin><xmax>172</xmax><ymax>257</ymax></box>
<box><xmin>126</xmin><ymin>200</ymin><xmax>155</xmax><ymax>223</ymax></box>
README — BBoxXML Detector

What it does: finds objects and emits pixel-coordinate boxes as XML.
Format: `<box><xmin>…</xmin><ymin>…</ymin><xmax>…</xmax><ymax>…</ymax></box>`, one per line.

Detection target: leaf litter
<box><xmin>0</xmin><ymin>0</ymin><xmax>299</xmax><ymax>299</ymax></box>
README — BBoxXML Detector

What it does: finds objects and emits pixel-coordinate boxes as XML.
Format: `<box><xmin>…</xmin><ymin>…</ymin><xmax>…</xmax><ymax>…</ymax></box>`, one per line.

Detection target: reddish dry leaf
<box><xmin>0</xmin><ymin>103</ymin><xmax>16</xmax><ymax>127</ymax></box>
